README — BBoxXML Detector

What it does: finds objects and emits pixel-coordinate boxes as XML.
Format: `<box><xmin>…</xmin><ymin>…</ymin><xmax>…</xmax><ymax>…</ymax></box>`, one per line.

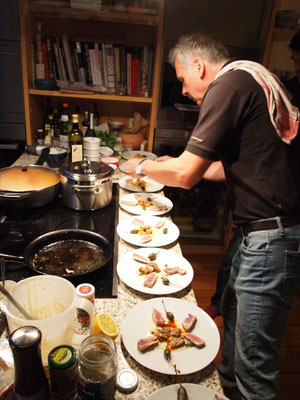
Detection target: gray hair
<box><xmin>168</xmin><ymin>32</ymin><xmax>229</xmax><ymax>68</ymax></box>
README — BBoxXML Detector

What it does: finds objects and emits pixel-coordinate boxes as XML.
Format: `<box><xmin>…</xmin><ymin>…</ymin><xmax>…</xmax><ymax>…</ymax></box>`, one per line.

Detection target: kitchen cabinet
<box><xmin>20</xmin><ymin>0</ymin><xmax>165</xmax><ymax>148</ymax></box>
<box><xmin>262</xmin><ymin>0</ymin><xmax>299</xmax><ymax>75</ymax></box>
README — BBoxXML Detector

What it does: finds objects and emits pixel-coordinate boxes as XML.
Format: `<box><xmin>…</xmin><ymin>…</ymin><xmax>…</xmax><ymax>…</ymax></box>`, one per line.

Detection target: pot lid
<box><xmin>62</xmin><ymin>159</ymin><xmax>114</xmax><ymax>181</ymax></box>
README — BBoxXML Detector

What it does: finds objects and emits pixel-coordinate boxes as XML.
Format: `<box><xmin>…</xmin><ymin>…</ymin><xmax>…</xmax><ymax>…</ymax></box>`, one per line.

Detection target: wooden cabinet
<box><xmin>20</xmin><ymin>0</ymin><xmax>165</xmax><ymax>147</ymax></box>
<box><xmin>262</xmin><ymin>0</ymin><xmax>298</xmax><ymax>74</ymax></box>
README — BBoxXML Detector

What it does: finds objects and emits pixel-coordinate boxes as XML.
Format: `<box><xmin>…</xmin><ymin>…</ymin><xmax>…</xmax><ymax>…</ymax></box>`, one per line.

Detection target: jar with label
<box><xmin>76</xmin><ymin>283</ymin><xmax>95</xmax><ymax>323</ymax></box>
<box><xmin>48</xmin><ymin>345</ymin><xmax>77</xmax><ymax>400</ymax></box>
<box><xmin>77</xmin><ymin>334</ymin><xmax>117</xmax><ymax>400</ymax></box>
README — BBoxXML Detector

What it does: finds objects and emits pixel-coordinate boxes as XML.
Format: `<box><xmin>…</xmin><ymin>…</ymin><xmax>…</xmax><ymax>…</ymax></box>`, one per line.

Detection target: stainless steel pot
<box><xmin>60</xmin><ymin>159</ymin><xmax>114</xmax><ymax>211</ymax></box>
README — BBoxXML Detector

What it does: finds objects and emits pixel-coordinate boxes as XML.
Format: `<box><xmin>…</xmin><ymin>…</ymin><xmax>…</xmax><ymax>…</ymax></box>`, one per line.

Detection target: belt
<box><xmin>242</xmin><ymin>216</ymin><xmax>300</xmax><ymax>235</ymax></box>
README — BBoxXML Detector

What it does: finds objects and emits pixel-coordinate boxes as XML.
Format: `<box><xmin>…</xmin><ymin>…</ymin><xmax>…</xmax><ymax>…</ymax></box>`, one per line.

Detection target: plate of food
<box><xmin>117</xmin><ymin>248</ymin><xmax>193</xmax><ymax>295</ymax></box>
<box><xmin>122</xmin><ymin>297</ymin><xmax>220</xmax><ymax>375</ymax></box>
<box><xmin>146</xmin><ymin>384</ymin><xmax>228</xmax><ymax>400</ymax></box>
<box><xmin>122</xmin><ymin>150</ymin><xmax>157</xmax><ymax>161</ymax></box>
<box><xmin>119</xmin><ymin>175</ymin><xmax>164</xmax><ymax>193</ymax></box>
<box><xmin>120</xmin><ymin>193</ymin><xmax>173</xmax><ymax>216</ymax></box>
<box><xmin>117</xmin><ymin>215</ymin><xmax>180</xmax><ymax>247</ymax></box>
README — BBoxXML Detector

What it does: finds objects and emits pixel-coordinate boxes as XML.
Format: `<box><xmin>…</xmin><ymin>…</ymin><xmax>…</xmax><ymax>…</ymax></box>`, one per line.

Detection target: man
<box><xmin>282</xmin><ymin>30</ymin><xmax>300</xmax><ymax>108</ymax></box>
<box><xmin>126</xmin><ymin>32</ymin><xmax>300</xmax><ymax>400</ymax></box>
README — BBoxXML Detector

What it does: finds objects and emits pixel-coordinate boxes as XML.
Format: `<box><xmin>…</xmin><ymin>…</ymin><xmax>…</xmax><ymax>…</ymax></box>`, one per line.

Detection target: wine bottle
<box><xmin>59</xmin><ymin>103</ymin><xmax>70</xmax><ymax>151</ymax></box>
<box><xmin>9</xmin><ymin>326</ymin><xmax>50</xmax><ymax>400</ymax></box>
<box><xmin>92</xmin><ymin>103</ymin><xmax>99</xmax><ymax>127</ymax></box>
<box><xmin>81</xmin><ymin>111</ymin><xmax>89</xmax><ymax>136</ymax></box>
<box><xmin>69</xmin><ymin>113</ymin><xmax>83</xmax><ymax>163</ymax></box>
<box><xmin>85</xmin><ymin>112</ymin><xmax>96</xmax><ymax>137</ymax></box>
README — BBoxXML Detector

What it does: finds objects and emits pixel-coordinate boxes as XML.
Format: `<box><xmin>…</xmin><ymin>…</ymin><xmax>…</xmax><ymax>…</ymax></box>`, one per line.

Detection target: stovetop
<box><xmin>0</xmin><ymin>184</ymin><xmax>119</xmax><ymax>298</ymax></box>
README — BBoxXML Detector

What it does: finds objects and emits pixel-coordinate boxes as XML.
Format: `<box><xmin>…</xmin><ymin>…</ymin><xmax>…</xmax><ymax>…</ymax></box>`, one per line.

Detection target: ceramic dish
<box><xmin>119</xmin><ymin>176</ymin><xmax>164</xmax><ymax>193</ymax></box>
<box><xmin>122</xmin><ymin>297</ymin><xmax>220</xmax><ymax>375</ymax></box>
<box><xmin>146</xmin><ymin>384</ymin><xmax>229</xmax><ymax>400</ymax></box>
<box><xmin>122</xmin><ymin>150</ymin><xmax>157</xmax><ymax>161</ymax></box>
<box><xmin>120</xmin><ymin>192</ymin><xmax>173</xmax><ymax>216</ymax></box>
<box><xmin>117</xmin><ymin>248</ymin><xmax>193</xmax><ymax>295</ymax></box>
<box><xmin>117</xmin><ymin>215</ymin><xmax>179</xmax><ymax>247</ymax></box>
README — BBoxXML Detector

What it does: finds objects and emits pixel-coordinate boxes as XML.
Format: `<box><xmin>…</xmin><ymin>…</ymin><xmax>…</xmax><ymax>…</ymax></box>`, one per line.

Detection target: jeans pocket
<box><xmin>284</xmin><ymin>250</ymin><xmax>300</xmax><ymax>299</ymax></box>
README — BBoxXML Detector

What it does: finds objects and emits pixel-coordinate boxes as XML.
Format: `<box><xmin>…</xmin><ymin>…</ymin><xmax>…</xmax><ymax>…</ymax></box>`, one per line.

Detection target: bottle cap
<box><xmin>76</xmin><ymin>283</ymin><xmax>95</xmax><ymax>299</ymax></box>
<box><xmin>116</xmin><ymin>368</ymin><xmax>138</xmax><ymax>393</ymax></box>
<box><xmin>48</xmin><ymin>345</ymin><xmax>76</xmax><ymax>370</ymax></box>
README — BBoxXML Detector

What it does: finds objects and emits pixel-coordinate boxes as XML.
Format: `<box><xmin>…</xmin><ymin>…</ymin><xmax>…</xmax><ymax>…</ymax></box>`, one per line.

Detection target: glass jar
<box><xmin>77</xmin><ymin>334</ymin><xmax>117</xmax><ymax>400</ymax></box>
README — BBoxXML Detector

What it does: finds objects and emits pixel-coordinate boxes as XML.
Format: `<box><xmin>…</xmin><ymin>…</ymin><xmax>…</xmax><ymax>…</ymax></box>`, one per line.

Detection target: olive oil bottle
<box><xmin>69</xmin><ymin>114</ymin><xmax>83</xmax><ymax>163</ymax></box>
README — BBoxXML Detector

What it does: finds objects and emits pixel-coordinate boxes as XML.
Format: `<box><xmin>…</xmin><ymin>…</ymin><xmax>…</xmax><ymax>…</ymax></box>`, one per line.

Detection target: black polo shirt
<box><xmin>185</xmin><ymin>68</ymin><xmax>300</xmax><ymax>224</ymax></box>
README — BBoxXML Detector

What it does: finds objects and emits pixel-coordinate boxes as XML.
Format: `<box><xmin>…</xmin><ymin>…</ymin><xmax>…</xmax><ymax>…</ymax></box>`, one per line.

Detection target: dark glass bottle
<box><xmin>59</xmin><ymin>103</ymin><xmax>70</xmax><ymax>151</ymax></box>
<box><xmin>69</xmin><ymin>114</ymin><xmax>83</xmax><ymax>163</ymax></box>
<box><xmin>91</xmin><ymin>103</ymin><xmax>99</xmax><ymax>127</ymax></box>
<box><xmin>85</xmin><ymin>112</ymin><xmax>96</xmax><ymax>137</ymax></box>
<box><xmin>81</xmin><ymin>111</ymin><xmax>89</xmax><ymax>136</ymax></box>
<box><xmin>9</xmin><ymin>326</ymin><xmax>50</xmax><ymax>400</ymax></box>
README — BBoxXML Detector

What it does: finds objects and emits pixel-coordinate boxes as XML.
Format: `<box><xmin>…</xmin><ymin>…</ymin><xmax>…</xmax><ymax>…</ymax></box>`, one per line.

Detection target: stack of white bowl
<box><xmin>83</xmin><ymin>137</ymin><xmax>101</xmax><ymax>162</ymax></box>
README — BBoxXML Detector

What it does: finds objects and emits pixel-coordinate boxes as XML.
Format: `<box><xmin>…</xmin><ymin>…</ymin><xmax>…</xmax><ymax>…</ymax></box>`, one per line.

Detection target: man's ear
<box><xmin>194</xmin><ymin>57</ymin><xmax>205</xmax><ymax>78</ymax></box>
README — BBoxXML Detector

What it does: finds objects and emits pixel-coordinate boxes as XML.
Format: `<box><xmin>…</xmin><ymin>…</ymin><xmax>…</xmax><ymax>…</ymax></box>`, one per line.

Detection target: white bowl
<box><xmin>100</xmin><ymin>156</ymin><xmax>119</xmax><ymax>167</ymax></box>
<box><xmin>83</xmin><ymin>137</ymin><xmax>101</xmax><ymax>149</ymax></box>
<box><xmin>99</xmin><ymin>146</ymin><xmax>114</xmax><ymax>157</ymax></box>
<box><xmin>84</xmin><ymin>148</ymin><xmax>100</xmax><ymax>157</ymax></box>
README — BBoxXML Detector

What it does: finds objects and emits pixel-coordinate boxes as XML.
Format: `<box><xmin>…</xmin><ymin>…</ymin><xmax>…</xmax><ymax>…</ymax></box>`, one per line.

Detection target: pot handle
<box><xmin>71</xmin><ymin>297</ymin><xmax>95</xmax><ymax>346</ymax></box>
<box><xmin>0</xmin><ymin>192</ymin><xmax>32</xmax><ymax>200</ymax></box>
<box><xmin>0</xmin><ymin>253</ymin><xmax>24</xmax><ymax>262</ymax></box>
<box><xmin>73</xmin><ymin>185</ymin><xmax>103</xmax><ymax>194</ymax></box>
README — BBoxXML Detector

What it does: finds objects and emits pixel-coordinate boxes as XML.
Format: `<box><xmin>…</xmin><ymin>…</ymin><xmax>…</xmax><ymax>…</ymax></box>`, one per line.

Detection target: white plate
<box><xmin>119</xmin><ymin>175</ymin><xmax>164</xmax><ymax>193</ymax></box>
<box><xmin>117</xmin><ymin>248</ymin><xmax>193</xmax><ymax>295</ymax></box>
<box><xmin>122</xmin><ymin>150</ymin><xmax>157</xmax><ymax>160</ymax></box>
<box><xmin>122</xmin><ymin>297</ymin><xmax>220</xmax><ymax>375</ymax></box>
<box><xmin>146</xmin><ymin>383</ymin><xmax>229</xmax><ymax>400</ymax></box>
<box><xmin>119</xmin><ymin>161</ymin><xmax>127</xmax><ymax>173</ymax></box>
<box><xmin>120</xmin><ymin>192</ymin><xmax>173</xmax><ymax>216</ymax></box>
<box><xmin>117</xmin><ymin>215</ymin><xmax>179</xmax><ymax>247</ymax></box>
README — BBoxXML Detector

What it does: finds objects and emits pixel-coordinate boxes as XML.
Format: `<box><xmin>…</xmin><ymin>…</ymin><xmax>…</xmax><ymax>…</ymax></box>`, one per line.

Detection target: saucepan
<box><xmin>0</xmin><ymin>229</ymin><xmax>112</xmax><ymax>277</ymax></box>
<box><xmin>0</xmin><ymin>148</ymin><xmax>61</xmax><ymax>208</ymax></box>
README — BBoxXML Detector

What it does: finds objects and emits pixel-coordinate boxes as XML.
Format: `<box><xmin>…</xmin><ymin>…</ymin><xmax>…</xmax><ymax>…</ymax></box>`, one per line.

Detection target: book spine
<box><xmin>53</xmin><ymin>41</ymin><xmax>63</xmax><ymax>80</ymax></box>
<box><xmin>105</xmin><ymin>43</ymin><xmax>116</xmax><ymax>94</ymax></box>
<box><xmin>89</xmin><ymin>48</ymin><xmax>98</xmax><ymax>84</ymax></box>
<box><xmin>42</xmin><ymin>40</ymin><xmax>49</xmax><ymax>79</ymax></box>
<box><xmin>83</xmin><ymin>42</ymin><xmax>93</xmax><ymax>84</ymax></box>
<box><xmin>75</xmin><ymin>41</ymin><xmax>86</xmax><ymax>84</ymax></box>
<box><xmin>94</xmin><ymin>42</ymin><xmax>103</xmax><ymax>85</ymax></box>
<box><xmin>70</xmin><ymin>41</ymin><xmax>79</xmax><ymax>82</ymax></box>
<box><xmin>126</xmin><ymin>51</ymin><xmax>132</xmax><ymax>96</ymax></box>
<box><xmin>114</xmin><ymin>45</ymin><xmax>120</xmax><ymax>90</ymax></box>
<box><xmin>101</xmin><ymin>42</ymin><xmax>108</xmax><ymax>88</ymax></box>
<box><xmin>62</xmin><ymin>33</ymin><xmax>75</xmax><ymax>81</ymax></box>
<box><xmin>119</xmin><ymin>46</ymin><xmax>127</xmax><ymax>92</ymax></box>
<box><xmin>46</xmin><ymin>35</ymin><xmax>54</xmax><ymax>80</ymax></box>
<box><xmin>59</xmin><ymin>38</ymin><xmax>70</xmax><ymax>80</ymax></box>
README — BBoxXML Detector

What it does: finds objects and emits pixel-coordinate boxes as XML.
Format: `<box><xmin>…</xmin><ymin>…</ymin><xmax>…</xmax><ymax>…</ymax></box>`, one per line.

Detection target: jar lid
<box><xmin>116</xmin><ymin>369</ymin><xmax>138</xmax><ymax>393</ymax></box>
<box><xmin>76</xmin><ymin>283</ymin><xmax>95</xmax><ymax>298</ymax></box>
<box><xmin>62</xmin><ymin>159</ymin><xmax>114</xmax><ymax>181</ymax></box>
<box><xmin>48</xmin><ymin>345</ymin><xmax>76</xmax><ymax>370</ymax></box>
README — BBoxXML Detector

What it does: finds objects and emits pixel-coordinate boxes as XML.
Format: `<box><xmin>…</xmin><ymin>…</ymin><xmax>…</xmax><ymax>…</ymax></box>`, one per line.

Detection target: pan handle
<box><xmin>0</xmin><ymin>253</ymin><xmax>25</xmax><ymax>261</ymax></box>
<box><xmin>35</xmin><ymin>147</ymin><xmax>50</xmax><ymax>165</ymax></box>
<box><xmin>0</xmin><ymin>192</ymin><xmax>32</xmax><ymax>200</ymax></box>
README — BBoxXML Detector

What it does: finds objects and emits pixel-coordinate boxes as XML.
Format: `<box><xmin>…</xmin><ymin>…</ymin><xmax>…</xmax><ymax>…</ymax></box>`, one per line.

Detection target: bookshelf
<box><xmin>20</xmin><ymin>0</ymin><xmax>165</xmax><ymax>148</ymax></box>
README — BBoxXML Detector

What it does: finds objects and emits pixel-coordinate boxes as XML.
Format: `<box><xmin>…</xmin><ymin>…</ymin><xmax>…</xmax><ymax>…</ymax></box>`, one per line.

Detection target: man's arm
<box><xmin>125</xmin><ymin>150</ymin><xmax>213</xmax><ymax>189</ymax></box>
<box><xmin>202</xmin><ymin>161</ymin><xmax>226</xmax><ymax>181</ymax></box>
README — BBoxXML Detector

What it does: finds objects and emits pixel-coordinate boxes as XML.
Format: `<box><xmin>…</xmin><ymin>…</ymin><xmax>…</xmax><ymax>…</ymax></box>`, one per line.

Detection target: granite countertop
<box><xmin>4</xmin><ymin>154</ymin><xmax>224</xmax><ymax>399</ymax></box>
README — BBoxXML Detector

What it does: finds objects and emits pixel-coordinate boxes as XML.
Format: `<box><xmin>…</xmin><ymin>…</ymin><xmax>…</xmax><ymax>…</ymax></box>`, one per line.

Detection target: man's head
<box><xmin>168</xmin><ymin>32</ymin><xmax>229</xmax><ymax>106</ymax></box>
<box><xmin>289</xmin><ymin>31</ymin><xmax>300</xmax><ymax>81</ymax></box>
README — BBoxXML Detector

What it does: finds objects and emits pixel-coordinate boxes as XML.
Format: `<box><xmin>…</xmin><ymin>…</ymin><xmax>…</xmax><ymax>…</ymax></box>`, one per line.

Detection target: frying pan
<box><xmin>0</xmin><ymin>229</ymin><xmax>112</xmax><ymax>277</ymax></box>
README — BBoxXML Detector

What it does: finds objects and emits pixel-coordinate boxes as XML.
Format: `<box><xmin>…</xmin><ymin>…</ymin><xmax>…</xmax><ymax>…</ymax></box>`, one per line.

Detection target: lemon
<box><xmin>92</xmin><ymin>312</ymin><xmax>119</xmax><ymax>340</ymax></box>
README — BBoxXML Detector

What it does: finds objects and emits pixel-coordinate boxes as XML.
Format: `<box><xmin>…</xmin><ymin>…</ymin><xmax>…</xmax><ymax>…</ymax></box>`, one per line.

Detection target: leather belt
<box><xmin>242</xmin><ymin>216</ymin><xmax>300</xmax><ymax>236</ymax></box>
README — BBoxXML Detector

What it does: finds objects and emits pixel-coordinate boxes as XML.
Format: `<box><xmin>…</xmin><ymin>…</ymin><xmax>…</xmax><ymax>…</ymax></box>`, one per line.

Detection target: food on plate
<box><xmin>137</xmin><ymin>307</ymin><xmax>206</xmax><ymax>355</ymax></box>
<box><xmin>164</xmin><ymin>266</ymin><xmax>187</xmax><ymax>276</ymax></box>
<box><xmin>92</xmin><ymin>312</ymin><xmax>119</xmax><ymax>340</ymax></box>
<box><xmin>139</xmin><ymin>262</ymin><xmax>161</xmax><ymax>275</ymax></box>
<box><xmin>125</xmin><ymin>178</ymin><xmax>148</xmax><ymax>191</ymax></box>
<box><xmin>144</xmin><ymin>272</ymin><xmax>158</xmax><ymax>288</ymax></box>
<box><xmin>137</xmin><ymin>335</ymin><xmax>158</xmax><ymax>352</ymax></box>
<box><xmin>154</xmin><ymin>220</ymin><xmax>165</xmax><ymax>229</ymax></box>
<box><xmin>133</xmin><ymin>253</ymin><xmax>149</xmax><ymax>263</ymax></box>
<box><xmin>214</xmin><ymin>395</ymin><xmax>225</xmax><ymax>400</ymax></box>
<box><xmin>182</xmin><ymin>313</ymin><xmax>197</xmax><ymax>332</ymax></box>
<box><xmin>132</xmin><ymin>217</ymin><xmax>145</xmax><ymax>226</ymax></box>
<box><xmin>132</xmin><ymin>153</ymin><xmax>147</xmax><ymax>159</ymax></box>
<box><xmin>121</xmin><ymin>198</ymin><xmax>138</xmax><ymax>207</ymax></box>
<box><xmin>121</xmin><ymin>194</ymin><xmax>169</xmax><ymax>213</ymax></box>
<box><xmin>139</xmin><ymin>235</ymin><xmax>153</xmax><ymax>244</ymax></box>
<box><xmin>184</xmin><ymin>333</ymin><xmax>205</xmax><ymax>348</ymax></box>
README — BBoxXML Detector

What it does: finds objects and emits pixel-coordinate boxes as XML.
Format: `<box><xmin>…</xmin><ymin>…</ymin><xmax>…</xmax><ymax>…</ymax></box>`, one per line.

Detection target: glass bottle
<box><xmin>59</xmin><ymin>103</ymin><xmax>70</xmax><ymax>151</ymax></box>
<box><xmin>85</xmin><ymin>112</ymin><xmax>96</xmax><ymax>137</ymax></box>
<box><xmin>91</xmin><ymin>103</ymin><xmax>99</xmax><ymax>127</ymax></box>
<box><xmin>81</xmin><ymin>111</ymin><xmax>89</xmax><ymax>136</ymax></box>
<box><xmin>44</xmin><ymin>114</ymin><xmax>52</xmax><ymax>145</ymax></box>
<box><xmin>9</xmin><ymin>326</ymin><xmax>50</xmax><ymax>400</ymax></box>
<box><xmin>48</xmin><ymin>345</ymin><xmax>77</xmax><ymax>400</ymax></box>
<box><xmin>77</xmin><ymin>334</ymin><xmax>117</xmax><ymax>400</ymax></box>
<box><xmin>69</xmin><ymin>113</ymin><xmax>83</xmax><ymax>163</ymax></box>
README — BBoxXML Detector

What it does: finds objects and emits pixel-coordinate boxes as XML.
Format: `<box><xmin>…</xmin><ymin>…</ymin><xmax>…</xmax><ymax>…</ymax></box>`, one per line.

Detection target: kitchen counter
<box><xmin>1</xmin><ymin>154</ymin><xmax>224</xmax><ymax>399</ymax></box>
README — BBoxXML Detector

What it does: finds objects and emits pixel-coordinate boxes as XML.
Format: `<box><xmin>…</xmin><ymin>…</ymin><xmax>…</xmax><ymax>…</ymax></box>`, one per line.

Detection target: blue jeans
<box><xmin>218</xmin><ymin>219</ymin><xmax>300</xmax><ymax>400</ymax></box>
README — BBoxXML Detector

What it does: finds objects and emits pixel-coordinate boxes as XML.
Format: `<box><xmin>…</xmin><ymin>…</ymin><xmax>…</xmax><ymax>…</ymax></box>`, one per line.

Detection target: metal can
<box><xmin>77</xmin><ymin>334</ymin><xmax>117</xmax><ymax>400</ymax></box>
<box><xmin>76</xmin><ymin>283</ymin><xmax>95</xmax><ymax>323</ymax></box>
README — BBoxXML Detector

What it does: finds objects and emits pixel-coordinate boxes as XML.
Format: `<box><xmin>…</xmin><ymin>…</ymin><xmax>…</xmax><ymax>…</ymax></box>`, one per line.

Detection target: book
<box><xmin>53</xmin><ymin>41</ymin><xmax>64</xmax><ymax>80</ymax></box>
<box><xmin>94</xmin><ymin>42</ymin><xmax>103</xmax><ymax>85</ymax></box>
<box><xmin>101</xmin><ymin>42</ymin><xmax>108</xmax><ymax>88</ymax></box>
<box><xmin>88</xmin><ymin>47</ymin><xmax>98</xmax><ymax>84</ymax></box>
<box><xmin>41</xmin><ymin>40</ymin><xmax>49</xmax><ymax>79</ymax></box>
<box><xmin>83</xmin><ymin>42</ymin><xmax>93</xmax><ymax>84</ymax></box>
<box><xmin>105</xmin><ymin>43</ymin><xmax>116</xmax><ymax>94</ymax></box>
<box><xmin>126</xmin><ymin>51</ymin><xmax>132</xmax><ymax>96</ymax></box>
<box><xmin>46</xmin><ymin>35</ymin><xmax>55</xmax><ymax>80</ymax></box>
<box><xmin>74</xmin><ymin>41</ymin><xmax>86</xmax><ymax>84</ymax></box>
<box><xmin>59</xmin><ymin>38</ymin><xmax>70</xmax><ymax>80</ymax></box>
<box><xmin>114</xmin><ymin>45</ymin><xmax>120</xmax><ymax>90</ymax></box>
<box><xmin>62</xmin><ymin>33</ymin><xmax>75</xmax><ymax>81</ymax></box>
<box><xmin>119</xmin><ymin>46</ymin><xmax>127</xmax><ymax>91</ymax></box>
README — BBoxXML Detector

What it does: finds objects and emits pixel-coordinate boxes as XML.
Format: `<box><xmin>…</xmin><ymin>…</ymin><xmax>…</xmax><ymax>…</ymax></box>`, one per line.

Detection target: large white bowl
<box><xmin>99</xmin><ymin>146</ymin><xmax>114</xmax><ymax>157</ymax></box>
<box><xmin>83</xmin><ymin>137</ymin><xmax>101</xmax><ymax>149</ymax></box>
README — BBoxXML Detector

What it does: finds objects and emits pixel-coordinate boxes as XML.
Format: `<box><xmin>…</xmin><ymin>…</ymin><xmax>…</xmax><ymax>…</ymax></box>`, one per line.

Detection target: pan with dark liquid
<box><xmin>0</xmin><ymin>229</ymin><xmax>112</xmax><ymax>277</ymax></box>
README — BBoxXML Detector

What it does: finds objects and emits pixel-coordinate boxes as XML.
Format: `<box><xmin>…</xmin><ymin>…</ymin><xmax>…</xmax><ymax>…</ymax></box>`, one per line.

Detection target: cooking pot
<box><xmin>0</xmin><ymin>148</ymin><xmax>61</xmax><ymax>208</ymax></box>
<box><xmin>61</xmin><ymin>158</ymin><xmax>114</xmax><ymax>211</ymax></box>
<box><xmin>0</xmin><ymin>229</ymin><xmax>112</xmax><ymax>277</ymax></box>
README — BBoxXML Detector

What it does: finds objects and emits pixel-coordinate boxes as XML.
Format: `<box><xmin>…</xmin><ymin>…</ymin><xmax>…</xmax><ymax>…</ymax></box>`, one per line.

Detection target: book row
<box><xmin>33</xmin><ymin>28</ymin><xmax>154</xmax><ymax>97</ymax></box>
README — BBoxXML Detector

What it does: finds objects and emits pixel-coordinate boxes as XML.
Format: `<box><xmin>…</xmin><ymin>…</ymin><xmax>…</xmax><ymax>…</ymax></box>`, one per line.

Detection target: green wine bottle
<box><xmin>85</xmin><ymin>112</ymin><xmax>96</xmax><ymax>137</ymax></box>
<box><xmin>69</xmin><ymin>114</ymin><xmax>83</xmax><ymax>163</ymax></box>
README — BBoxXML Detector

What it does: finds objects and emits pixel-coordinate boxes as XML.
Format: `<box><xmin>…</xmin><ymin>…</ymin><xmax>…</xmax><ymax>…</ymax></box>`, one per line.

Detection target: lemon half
<box><xmin>92</xmin><ymin>312</ymin><xmax>119</xmax><ymax>340</ymax></box>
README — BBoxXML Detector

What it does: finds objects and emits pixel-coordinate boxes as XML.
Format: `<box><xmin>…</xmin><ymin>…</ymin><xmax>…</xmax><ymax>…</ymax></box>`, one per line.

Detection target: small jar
<box><xmin>77</xmin><ymin>334</ymin><xmax>117</xmax><ymax>400</ymax></box>
<box><xmin>76</xmin><ymin>283</ymin><xmax>95</xmax><ymax>323</ymax></box>
<box><xmin>48</xmin><ymin>345</ymin><xmax>77</xmax><ymax>400</ymax></box>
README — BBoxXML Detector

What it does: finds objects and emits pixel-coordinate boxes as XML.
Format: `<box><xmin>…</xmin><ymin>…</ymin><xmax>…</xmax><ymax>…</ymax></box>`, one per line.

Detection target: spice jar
<box><xmin>77</xmin><ymin>334</ymin><xmax>117</xmax><ymax>400</ymax></box>
<box><xmin>76</xmin><ymin>283</ymin><xmax>95</xmax><ymax>323</ymax></box>
<box><xmin>48</xmin><ymin>345</ymin><xmax>77</xmax><ymax>400</ymax></box>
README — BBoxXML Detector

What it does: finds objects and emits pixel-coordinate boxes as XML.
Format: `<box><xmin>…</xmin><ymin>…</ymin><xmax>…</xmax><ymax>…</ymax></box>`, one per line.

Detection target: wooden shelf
<box><xmin>28</xmin><ymin>89</ymin><xmax>153</xmax><ymax>103</ymax></box>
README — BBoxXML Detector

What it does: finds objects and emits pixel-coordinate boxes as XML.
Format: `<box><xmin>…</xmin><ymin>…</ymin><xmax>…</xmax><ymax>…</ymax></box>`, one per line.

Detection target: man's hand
<box><xmin>125</xmin><ymin>158</ymin><xmax>144</xmax><ymax>177</ymax></box>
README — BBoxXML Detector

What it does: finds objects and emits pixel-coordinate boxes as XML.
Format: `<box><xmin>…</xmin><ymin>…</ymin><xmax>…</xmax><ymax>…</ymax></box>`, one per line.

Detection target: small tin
<box><xmin>76</xmin><ymin>283</ymin><xmax>95</xmax><ymax>323</ymax></box>
<box><xmin>116</xmin><ymin>368</ymin><xmax>138</xmax><ymax>393</ymax></box>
